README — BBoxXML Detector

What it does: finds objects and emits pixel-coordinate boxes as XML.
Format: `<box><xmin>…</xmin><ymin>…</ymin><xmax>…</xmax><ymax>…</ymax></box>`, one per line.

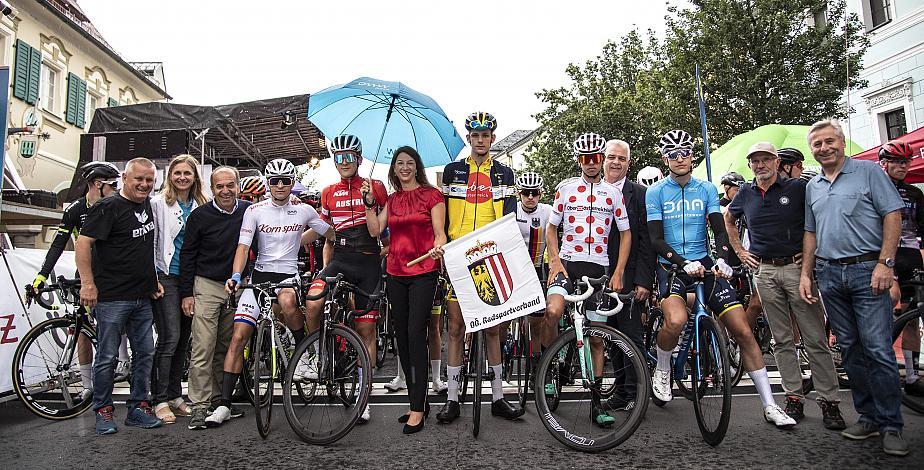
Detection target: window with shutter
<box><xmin>27</xmin><ymin>47</ymin><xmax>41</xmax><ymax>105</ymax></box>
<box><xmin>13</xmin><ymin>39</ymin><xmax>30</xmax><ymax>100</ymax></box>
<box><xmin>65</xmin><ymin>73</ymin><xmax>88</xmax><ymax>127</ymax></box>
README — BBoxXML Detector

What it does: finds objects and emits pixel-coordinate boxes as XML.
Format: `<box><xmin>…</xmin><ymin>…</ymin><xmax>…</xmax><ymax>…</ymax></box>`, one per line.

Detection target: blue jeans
<box><xmin>814</xmin><ymin>259</ymin><xmax>903</xmax><ymax>432</ymax></box>
<box><xmin>152</xmin><ymin>275</ymin><xmax>192</xmax><ymax>403</ymax></box>
<box><xmin>92</xmin><ymin>299</ymin><xmax>155</xmax><ymax>411</ymax></box>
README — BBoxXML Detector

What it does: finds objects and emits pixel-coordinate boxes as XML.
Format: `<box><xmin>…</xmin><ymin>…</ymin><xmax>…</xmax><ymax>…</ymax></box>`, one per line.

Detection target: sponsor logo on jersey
<box><xmin>134</xmin><ymin>210</ymin><xmax>149</xmax><ymax>224</ymax></box>
<box><xmin>333</xmin><ymin>190</ymin><xmax>350</xmax><ymax>197</ymax></box>
<box><xmin>257</xmin><ymin>223</ymin><xmax>304</xmax><ymax>234</ymax></box>
<box><xmin>132</xmin><ymin>220</ymin><xmax>155</xmax><ymax>238</ymax></box>
<box><xmin>662</xmin><ymin>199</ymin><xmax>705</xmax><ymax>214</ymax></box>
<box><xmin>779</xmin><ymin>196</ymin><xmax>790</xmax><ymax>205</ymax></box>
<box><xmin>334</xmin><ymin>198</ymin><xmax>364</xmax><ymax>208</ymax></box>
<box><xmin>466</xmin><ymin>177</ymin><xmax>492</xmax><ymax>204</ymax></box>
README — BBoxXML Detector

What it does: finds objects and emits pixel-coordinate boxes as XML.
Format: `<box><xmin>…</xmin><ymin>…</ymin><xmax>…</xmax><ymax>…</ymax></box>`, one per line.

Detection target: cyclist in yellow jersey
<box><xmin>437</xmin><ymin>112</ymin><xmax>522</xmax><ymax>423</ymax></box>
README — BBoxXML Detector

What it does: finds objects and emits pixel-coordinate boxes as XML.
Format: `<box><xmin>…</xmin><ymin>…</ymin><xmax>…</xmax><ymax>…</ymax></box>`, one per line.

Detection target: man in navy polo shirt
<box><xmin>799</xmin><ymin>119</ymin><xmax>907</xmax><ymax>456</ymax></box>
<box><xmin>724</xmin><ymin>142</ymin><xmax>844</xmax><ymax>429</ymax></box>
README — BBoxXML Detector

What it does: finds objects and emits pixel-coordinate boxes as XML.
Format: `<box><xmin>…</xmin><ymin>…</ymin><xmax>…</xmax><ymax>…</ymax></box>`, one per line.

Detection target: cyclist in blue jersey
<box><xmin>646</xmin><ymin>130</ymin><xmax>795</xmax><ymax>429</ymax></box>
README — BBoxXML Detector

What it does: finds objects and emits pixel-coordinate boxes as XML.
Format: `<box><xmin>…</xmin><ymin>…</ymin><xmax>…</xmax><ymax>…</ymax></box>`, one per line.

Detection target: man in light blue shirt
<box><xmin>799</xmin><ymin>119</ymin><xmax>907</xmax><ymax>457</ymax></box>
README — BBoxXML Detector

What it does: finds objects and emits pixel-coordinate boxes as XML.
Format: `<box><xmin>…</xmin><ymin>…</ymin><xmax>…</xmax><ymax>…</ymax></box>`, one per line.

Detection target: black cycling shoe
<box><xmin>491</xmin><ymin>398</ymin><xmax>525</xmax><ymax>420</ymax></box>
<box><xmin>436</xmin><ymin>400</ymin><xmax>460</xmax><ymax>424</ymax></box>
<box><xmin>905</xmin><ymin>379</ymin><xmax>924</xmax><ymax>397</ymax></box>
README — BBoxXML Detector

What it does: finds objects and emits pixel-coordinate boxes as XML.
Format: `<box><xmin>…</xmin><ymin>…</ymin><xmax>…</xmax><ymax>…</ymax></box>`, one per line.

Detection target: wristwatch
<box><xmin>879</xmin><ymin>258</ymin><xmax>895</xmax><ymax>268</ymax></box>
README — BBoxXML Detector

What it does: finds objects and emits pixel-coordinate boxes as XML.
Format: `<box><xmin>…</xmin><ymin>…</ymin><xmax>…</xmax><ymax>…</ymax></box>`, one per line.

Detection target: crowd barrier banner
<box><xmin>443</xmin><ymin>213</ymin><xmax>546</xmax><ymax>333</ymax></box>
<box><xmin>0</xmin><ymin>248</ymin><xmax>76</xmax><ymax>395</ymax></box>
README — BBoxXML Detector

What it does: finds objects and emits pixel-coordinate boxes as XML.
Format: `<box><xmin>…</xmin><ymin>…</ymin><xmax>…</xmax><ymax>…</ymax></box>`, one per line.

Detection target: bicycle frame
<box><xmin>561</xmin><ymin>276</ymin><xmax>626</xmax><ymax>388</ymax></box>
<box><xmin>672</xmin><ymin>282</ymin><xmax>712</xmax><ymax>385</ymax></box>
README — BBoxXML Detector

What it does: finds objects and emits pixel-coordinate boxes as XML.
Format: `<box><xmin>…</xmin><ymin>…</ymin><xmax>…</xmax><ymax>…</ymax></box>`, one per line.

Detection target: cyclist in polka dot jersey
<box><xmin>545</xmin><ymin>132</ymin><xmax>632</xmax><ymax>427</ymax></box>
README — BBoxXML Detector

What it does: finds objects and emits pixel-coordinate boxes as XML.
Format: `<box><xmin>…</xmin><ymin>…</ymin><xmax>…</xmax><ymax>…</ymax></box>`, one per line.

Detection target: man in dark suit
<box><xmin>603</xmin><ymin>139</ymin><xmax>656</xmax><ymax>410</ymax></box>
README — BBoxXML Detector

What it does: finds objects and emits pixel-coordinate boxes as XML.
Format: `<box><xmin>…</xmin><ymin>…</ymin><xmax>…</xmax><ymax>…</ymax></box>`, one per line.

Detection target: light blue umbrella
<box><xmin>307</xmin><ymin>77</ymin><xmax>465</xmax><ymax>171</ymax></box>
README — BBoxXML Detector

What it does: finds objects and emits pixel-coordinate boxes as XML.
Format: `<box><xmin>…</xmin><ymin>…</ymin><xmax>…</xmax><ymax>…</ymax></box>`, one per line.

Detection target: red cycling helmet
<box><xmin>879</xmin><ymin>139</ymin><xmax>915</xmax><ymax>161</ymax></box>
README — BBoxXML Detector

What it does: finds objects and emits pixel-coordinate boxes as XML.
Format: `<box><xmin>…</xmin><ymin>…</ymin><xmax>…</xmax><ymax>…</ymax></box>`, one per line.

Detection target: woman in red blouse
<box><xmin>363</xmin><ymin>146</ymin><xmax>446</xmax><ymax>434</ymax></box>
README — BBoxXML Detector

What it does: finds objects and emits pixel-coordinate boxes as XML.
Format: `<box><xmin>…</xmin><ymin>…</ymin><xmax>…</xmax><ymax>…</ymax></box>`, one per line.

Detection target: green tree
<box><xmin>527</xmin><ymin>0</ymin><xmax>868</xmax><ymax>192</ymax></box>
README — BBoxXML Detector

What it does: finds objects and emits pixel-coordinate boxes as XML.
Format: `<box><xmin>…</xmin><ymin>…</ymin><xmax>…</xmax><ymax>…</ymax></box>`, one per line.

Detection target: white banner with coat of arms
<box><xmin>443</xmin><ymin>213</ymin><xmax>546</xmax><ymax>332</ymax></box>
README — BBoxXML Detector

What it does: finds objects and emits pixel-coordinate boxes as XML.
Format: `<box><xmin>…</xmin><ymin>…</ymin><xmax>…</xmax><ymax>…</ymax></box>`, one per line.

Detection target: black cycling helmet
<box><xmin>720</xmin><ymin>171</ymin><xmax>745</xmax><ymax>188</ymax></box>
<box><xmin>81</xmin><ymin>161</ymin><xmax>120</xmax><ymax>182</ymax></box>
<box><xmin>777</xmin><ymin>148</ymin><xmax>805</xmax><ymax>166</ymax></box>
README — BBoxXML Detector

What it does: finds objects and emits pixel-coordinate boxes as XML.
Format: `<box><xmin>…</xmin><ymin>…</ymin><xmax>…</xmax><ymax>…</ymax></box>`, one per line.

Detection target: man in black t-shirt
<box><xmin>77</xmin><ymin>157</ymin><xmax>164</xmax><ymax>435</ymax></box>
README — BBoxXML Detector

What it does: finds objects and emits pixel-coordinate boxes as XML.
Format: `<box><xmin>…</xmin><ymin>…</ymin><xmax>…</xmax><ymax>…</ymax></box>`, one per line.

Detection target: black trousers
<box><xmin>387</xmin><ymin>271</ymin><xmax>439</xmax><ymax>411</ymax></box>
<box><xmin>604</xmin><ymin>291</ymin><xmax>645</xmax><ymax>399</ymax></box>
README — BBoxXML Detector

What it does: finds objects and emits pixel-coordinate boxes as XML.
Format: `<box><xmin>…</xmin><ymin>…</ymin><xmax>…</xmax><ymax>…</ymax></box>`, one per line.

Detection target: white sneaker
<box><xmin>293</xmin><ymin>360</ymin><xmax>318</xmax><ymax>382</ymax></box>
<box><xmin>652</xmin><ymin>369</ymin><xmax>673</xmax><ymax>403</ymax></box>
<box><xmin>384</xmin><ymin>376</ymin><xmax>406</xmax><ymax>392</ymax></box>
<box><xmin>764</xmin><ymin>404</ymin><xmax>797</xmax><ymax>429</ymax></box>
<box><xmin>113</xmin><ymin>360</ymin><xmax>131</xmax><ymax>382</ymax></box>
<box><xmin>431</xmin><ymin>377</ymin><xmax>448</xmax><ymax>394</ymax></box>
<box><xmin>205</xmin><ymin>405</ymin><xmax>231</xmax><ymax>427</ymax></box>
<box><xmin>357</xmin><ymin>404</ymin><xmax>371</xmax><ymax>424</ymax></box>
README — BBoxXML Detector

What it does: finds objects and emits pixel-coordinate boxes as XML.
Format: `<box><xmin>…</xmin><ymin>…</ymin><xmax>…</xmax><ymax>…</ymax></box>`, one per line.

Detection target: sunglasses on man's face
<box><xmin>520</xmin><ymin>190</ymin><xmax>540</xmax><ymax>198</ymax></box>
<box><xmin>268</xmin><ymin>176</ymin><xmax>294</xmax><ymax>186</ymax></box>
<box><xmin>334</xmin><ymin>153</ymin><xmax>358</xmax><ymax>164</ymax></box>
<box><xmin>665</xmin><ymin>149</ymin><xmax>693</xmax><ymax>160</ymax></box>
<box><xmin>577</xmin><ymin>154</ymin><xmax>604</xmax><ymax>165</ymax></box>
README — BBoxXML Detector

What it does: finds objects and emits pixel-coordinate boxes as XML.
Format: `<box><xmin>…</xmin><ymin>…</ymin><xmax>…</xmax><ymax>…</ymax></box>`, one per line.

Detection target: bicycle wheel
<box><xmin>253</xmin><ymin>320</ymin><xmax>274</xmax><ymax>438</ymax></box>
<box><xmin>239</xmin><ymin>336</ymin><xmax>257</xmax><ymax>406</ymax></box>
<box><xmin>12</xmin><ymin>317</ymin><xmax>96</xmax><ymax>420</ymax></box>
<box><xmin>283</xmin><ymin>325</ymin><xmax>372</xmax><ymax>445</ymax></box>
<box><xmin>692</xmin><ymin>316</ymin><xmax>732</xmax><ymax>446</ymax></box>
<box><xmin>534</xmin><ymin>325</ymin><xmax>650</xmax><ymax>453</ymax></box>
<box><xmin>375</xmin><ymin>304</ymin><xmax>389</xmax><ymax>369</ymax></box>
<box><xmin>892</xmin><ymin>309</ymin><xmax>924</xmax><ymax>413</ymax></box>
<box><xmin>513</xmin><ymin>320</ymin><xmax>532</xmax><ymax>409</ymax></box>
<box><xmin>472</xmin><ymin>331</ymin><xmax>483</xmax><ymax>438</ymax></box>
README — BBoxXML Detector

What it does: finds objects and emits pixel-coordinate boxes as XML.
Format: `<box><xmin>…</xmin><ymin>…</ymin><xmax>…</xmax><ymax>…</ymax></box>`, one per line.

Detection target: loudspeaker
<box><xmin>79</xmin><ymin>130</ymin><xmax>189</xmax><ymax>162</ymax></box>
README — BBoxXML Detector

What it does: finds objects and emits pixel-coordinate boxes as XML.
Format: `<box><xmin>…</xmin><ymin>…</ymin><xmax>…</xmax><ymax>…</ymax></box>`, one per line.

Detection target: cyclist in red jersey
<box><xmin>305</xmin><ymin>134</ymin><xmax>387</xmax><ymax>424</ymax></box>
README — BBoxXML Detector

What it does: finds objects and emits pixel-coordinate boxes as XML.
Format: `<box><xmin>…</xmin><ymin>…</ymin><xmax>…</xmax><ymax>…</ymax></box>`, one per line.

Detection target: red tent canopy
<box><xmin>853</xmin><ymin>125</ymin><xmax>924</xmax><ymax>183</ymax></box>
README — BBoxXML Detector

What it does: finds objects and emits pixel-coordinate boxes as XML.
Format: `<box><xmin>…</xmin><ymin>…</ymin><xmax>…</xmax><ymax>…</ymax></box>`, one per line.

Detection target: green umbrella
<box><xmin>692</xmin><ymin>124</ymin><xmax>864</xmax><ymax>188</ymax></box>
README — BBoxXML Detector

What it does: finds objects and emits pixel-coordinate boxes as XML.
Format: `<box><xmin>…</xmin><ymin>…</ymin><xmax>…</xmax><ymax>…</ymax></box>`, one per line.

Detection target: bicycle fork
<box><xmin>573</xmin><ymin>313</ymin><xmax>595</xmax><ymax>388</ymax></box>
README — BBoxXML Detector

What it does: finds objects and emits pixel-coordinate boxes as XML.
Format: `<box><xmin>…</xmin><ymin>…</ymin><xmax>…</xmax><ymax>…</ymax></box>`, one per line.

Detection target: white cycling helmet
<box><xmin>264</xmin><ymin>158</ymin><xmax>296</xmax><ymax>177</ymax></box>
<box><xmin>636</xmin><ymin>166</ymin><xmax>664</xmax><ymax>187</ymax></box>
<box><xmin>573</xmin><ymin>132</ymin><xmax>607</xmax><ymax>156</ymax></box>
<box><xmin>515</xmin><ymin>172</ymin><xmax>543</xmax><ymax>191</ymax></box>
<box><xmin>330</xmin><ymin>134</ymin><xmax>363</xmax><ymax>154</ymax></box>
<box><xmin>658</xmin><ymin>130</ymin><xmax>694</xmax><ymax>154</ymax></box>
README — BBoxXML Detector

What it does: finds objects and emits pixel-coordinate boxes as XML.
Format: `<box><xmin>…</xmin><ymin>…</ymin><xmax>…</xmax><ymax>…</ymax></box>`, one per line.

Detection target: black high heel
<box><xmin>398</xmin><ymin>402</ymin><xmax>430</xmax><ymax>425</ymax></box>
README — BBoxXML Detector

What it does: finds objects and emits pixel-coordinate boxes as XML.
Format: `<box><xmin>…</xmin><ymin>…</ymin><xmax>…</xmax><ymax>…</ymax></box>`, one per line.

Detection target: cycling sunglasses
<box><xmin>334</xmin><ymin>153</ymin><xmax>358</xmax><ymax>164</ymax></box>
<box><xmin>665</xmin><ymin>148</ymin><xmax>693</xmax><ymax>160</ymax></box>
<box><xmin>99</xmin><ymin>180</ymin><xmax>119</xmax><ymax>189</ymax></box>
<box><xmin>881</xmin><ymin>157</ymin><xmax>913</xmax><ymax>164</ymax></box>
<box><xmin>267</xmin><ymin>176</ymin><xmax>294</xmax><ymax>186</ymax></box>
<box><xmin>520</xmin><ymin>189</ymin><xmax>541</xmax><ymax>198</ymax></box>
<box><xmin>577</xmin><ymin>153</ymin><xmax>604</xmax><ymax>165</ymax></box>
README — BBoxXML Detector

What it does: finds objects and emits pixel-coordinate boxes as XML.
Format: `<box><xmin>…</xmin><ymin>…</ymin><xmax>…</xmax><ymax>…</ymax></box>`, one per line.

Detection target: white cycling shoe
<box><xmin>293</xmin><ymin>360</ymin><xmax>318</xmax><ymax>382</ymax></box>
<box><xmin>384</xmin><ymin>376</ymin><xmax>406</xmax><ymax>392</ymax></box>
<box><xmin>652</xmin><ymin>369</ymin><xmax>673</xmax><ymax>403</ymax></box>
<box><xmin>764</xmin><ymin>404</ymin><xmax>797</xmax><ymax>429</ymax></box>
<box><xmin>431</xmin><ymin>377</ymin><xmax>448</xmax><ymax>394</ymax></box>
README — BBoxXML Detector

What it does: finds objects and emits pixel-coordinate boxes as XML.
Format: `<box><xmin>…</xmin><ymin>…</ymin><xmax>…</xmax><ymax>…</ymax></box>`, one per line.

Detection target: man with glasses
<box><xmin>878</xmin><ymin>140</ymin><xmax>924</xmax><ymax>397</ymax></box>
<box><xmin>514</xmin><ymin>171</ymin><xmax>552</xmax><ymax>370</ymax></box>
<box><xmin>647</xmin><ymin>130</ymin><xmax>796</xmax><ymax>429</ymax></box>
<box><xmin>31</xmin><ymin>161</ymin><xmax>121</xmax><ymax>402</ymax></box>
<box><xmin>437</xmin><ymin>111</ymin><xmax>524</xmax><ymax>423</ymax></box>
<box><xmin>208</xmin><ymin>158</ymin><xmax>333</xmax><ymax>427</ymax></box>
<box><xmin>545</xmin><ymin>132</ymin><xmax>632</xmax><ymax>426</ymax></box>
<box><xmin>305</xmin><ymin>134</ymin><xmax>387</xmax><ymax>424</ymax></box>
<box><xmin>724</xmin><ymin>142</ymin><xmax>845</xmax><ymax>429</ymax></box>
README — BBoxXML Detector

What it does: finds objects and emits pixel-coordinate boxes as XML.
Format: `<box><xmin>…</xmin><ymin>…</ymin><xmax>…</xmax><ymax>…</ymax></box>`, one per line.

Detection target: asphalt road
<box><xmin>2</xmin><ymin>390</ymin><xmax>921</xmax><ymax>469</ymax></box>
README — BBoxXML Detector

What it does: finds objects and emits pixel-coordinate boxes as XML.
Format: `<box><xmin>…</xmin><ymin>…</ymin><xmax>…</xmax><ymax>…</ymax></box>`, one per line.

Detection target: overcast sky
<box><xmin>78</xmin><ymin>0</ymin><xmax>669</xmax><ymax>139</ymax></box>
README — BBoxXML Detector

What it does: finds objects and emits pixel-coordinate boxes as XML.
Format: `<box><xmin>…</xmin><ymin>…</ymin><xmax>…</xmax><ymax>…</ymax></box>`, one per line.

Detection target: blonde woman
<box><xmin>151</xmin><ymin>154</ymin><xmax>208</xmax><ymax>423</ymax></box>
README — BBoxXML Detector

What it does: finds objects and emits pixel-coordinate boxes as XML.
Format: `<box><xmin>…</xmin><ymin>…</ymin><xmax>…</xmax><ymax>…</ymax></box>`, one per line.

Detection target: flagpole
<box><xmin>695</xmin><ymin>64</ymin><xmax>713</xmax><ymax>183</ymax></box>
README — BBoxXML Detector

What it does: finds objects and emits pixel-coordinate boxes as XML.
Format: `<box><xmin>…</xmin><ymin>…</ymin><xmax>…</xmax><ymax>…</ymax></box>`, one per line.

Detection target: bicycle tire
<box><xmin>283</xmin><ymin>325</ymin><xmax>372</xmax><ymax>445</ymax></box>
<box><xmin>239</xmin><ymin>336</ymin><xmax>257</xmax><ymax>406</ymax></box>
<box><xmin>12</xmin><ymin>317</ymin><xmax>96</xmax><ymax>420</ymax></box>
<box><xmin>692</xmin><ymin>316</ymin><xmax>732</xmax><ymax>447</ymax></box>
<box><xmin>727</xmin><ymin>338</ymin><xmax>745</xmax><ymax>389</ymax></box>
<box><xmin>515</xmin><ymin>321</ymin><xmax>531</xmax><ymax>409</ymax></box>
<box><xmin>253</xmin><ymin>320</ymin><xmax>274</xmax><ymax>438</ymax></box>
<box><xmin>472</xmin><ymin>331</ymin><xmax>483</xmax><ymax>438</ymax></box>
<box><xmin>643</xmin><ymin>308</ymin><xmax>668</xmax><ymax>407</ymax></box>
<box><xmin>892</xmin><ymin>309</ymin><xmax>924</xmax><ymax>414</ymax></box>
<box><xmin>534</xmin><ymin>325</ymin><xmax>650</xmax><ymax>453</ymax></box>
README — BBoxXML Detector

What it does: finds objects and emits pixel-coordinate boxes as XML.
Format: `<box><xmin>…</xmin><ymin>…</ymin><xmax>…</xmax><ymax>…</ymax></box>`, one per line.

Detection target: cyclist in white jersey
<box><xmin>514</xmin><ymin>172</ymin><xmax>552</xmax><ymax>362</ymax></box>
<box><xmin>205</xmin><ymin>159</ymin><xmax>332</xmax><ymax>426</ymax></box>
<box><xmin>546</xmin><ymin>133</ymin><xmax>632</xmax><ymax>426</ymax></box>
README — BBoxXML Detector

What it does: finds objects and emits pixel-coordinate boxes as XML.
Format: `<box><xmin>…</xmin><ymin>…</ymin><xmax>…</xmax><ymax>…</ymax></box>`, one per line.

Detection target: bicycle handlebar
<box><xmin>24</xmin><ymin>276</ymin><xmax>80</xmax><ymax>310</ymax></box>
<box><xmin>561</xmin><ymin>275</ymin><xmax>634</xmax><ymax>317</ymax></box>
